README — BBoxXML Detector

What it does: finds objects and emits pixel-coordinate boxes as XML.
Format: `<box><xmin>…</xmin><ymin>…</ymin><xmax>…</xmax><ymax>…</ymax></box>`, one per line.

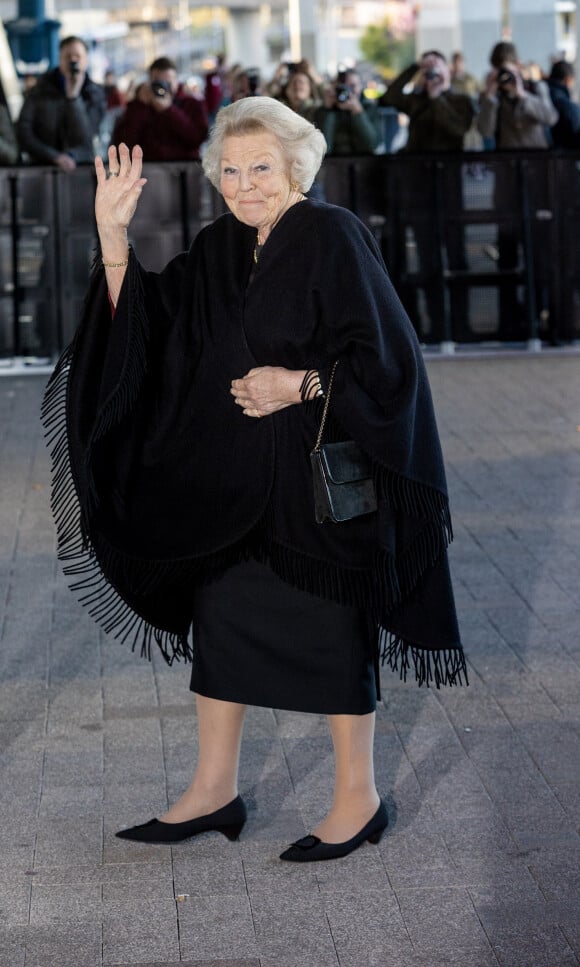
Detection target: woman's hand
<box><xmin>95</xmin><ymin>143</ymin><xmax>147</xmax><ymax>304</ymax></box>
<box><xmin>95</xmin><ymin>143</ymin><xmax>147</xmax><ymax>240</ymax></box>
<box><xmin>231</xmin><ymin>366</ymin><xmax>304</xmax><ymax>418</ymax></box>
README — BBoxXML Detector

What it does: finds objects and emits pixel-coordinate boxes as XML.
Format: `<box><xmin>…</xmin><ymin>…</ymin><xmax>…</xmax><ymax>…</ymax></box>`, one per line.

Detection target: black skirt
<box><xmin>189</xmin><ymin>556</ymin><xmax>377</xmax><ymax>714</ymax></box>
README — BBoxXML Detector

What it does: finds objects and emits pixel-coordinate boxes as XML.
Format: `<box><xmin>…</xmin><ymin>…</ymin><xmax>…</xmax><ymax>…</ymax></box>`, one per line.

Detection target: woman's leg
<box><xmin>313</xmin><ymin>711</ymin><xmax>380</xmax><ymax>843</ymax></box>
<box><xmin>161</xmin><ymin>694</ymin><xmax>246</xmax><ymax>823</ymax></box>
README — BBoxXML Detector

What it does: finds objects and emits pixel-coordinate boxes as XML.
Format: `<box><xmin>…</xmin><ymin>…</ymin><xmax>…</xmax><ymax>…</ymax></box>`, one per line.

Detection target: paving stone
<box><xmin>249</xmin><ymin>893</ymin><xmax>337</xmax><ymax>965</ymax></box>
<box><xmin>0</xmin><ymin>880</ymin><xmax>31</xmax><ymax>927</ymax></box>
<box><xmin>396</xmin><ymin>886</ymin><xmax>496</xmax><ymax>954</ymax></box>
<box><xmin>103</xmin><ymin>903</ymin><xmax>181</xmax><ymax>965</ymax></box>
<box><xmin>322</xmin><ymin>889</ymin><xmax>411</xmax><ymax>967</ymax></box>
<box><xmin>0</xmin><ymin>932</ymin><xmax>26</xmax><ymax>967</ymax></box>
<box><xmin>30</xmin><ymin>881</ymin><xmax>102</xmax><ymax>924</ymax></box>
<box><xmin>178</xmin><ymin>895</ymin><xmax>259</xmax><ymax>961</ymax></box>
<box><xmin>171</xmin><ymin>853</ymin><xmax>247</xmax><ymax>897</ymax></box>
<box><xmin>19</xmin><ymin>922</ymin><xmax>103</xmax><ymax>967</ymax></box>
<box><xmin>242</xmin><ymin>856</ymin><xmax>320</xmax><ymax>895</ymax></box>
<box><xmin>487</xmin><ymin>924</ymin><xmax>578</xmax><ymax>967</ymax></box>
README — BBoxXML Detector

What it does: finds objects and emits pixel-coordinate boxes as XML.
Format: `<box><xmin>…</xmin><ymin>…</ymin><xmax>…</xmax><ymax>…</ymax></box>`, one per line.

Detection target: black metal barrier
<box><xmin>1</xmin><ymin>152</ymin><xmax>579</xmax><ymax>359</ymax></box>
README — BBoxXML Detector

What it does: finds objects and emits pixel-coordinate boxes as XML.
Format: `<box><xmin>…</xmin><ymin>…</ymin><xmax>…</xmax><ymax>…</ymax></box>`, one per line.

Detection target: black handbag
<box><xmin>310</xmin><ymin>362</ymin><xmax>378</xmax><ymax>524</ymax></box>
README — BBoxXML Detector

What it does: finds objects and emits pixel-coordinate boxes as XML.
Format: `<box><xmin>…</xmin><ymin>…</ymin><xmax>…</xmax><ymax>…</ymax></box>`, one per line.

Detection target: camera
<box><xmin>497</xmin><ymin>68</ymin><xmax>515</xmax><ymax>88</ymax></box>
<box><xmin>335</xmin><ymin>83</ymin><xmax>352</xmax><ymax>103</ymax></box>
<box><xmin>69</xmin><ymin>60</ymin><xmax>80</xmax><ymax>76</ymax></box>
<box><xmin>246</xmin><ymin>68</ymin><xmax>261</xmax><ymax>96</ymax></box>
<box><xmin>424</xmin><ymin>69</ymin><xmax>441</xmax><ymax>82</ymax></box>
<box><xmin>151</xmin><ymin>79</ymin><xmax>172</xmax><ymax>98</ymax></box>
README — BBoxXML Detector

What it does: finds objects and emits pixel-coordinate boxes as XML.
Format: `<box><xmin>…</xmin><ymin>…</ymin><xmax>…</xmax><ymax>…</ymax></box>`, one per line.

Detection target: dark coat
<box><xmin>43</xmin><ymin>200</ymin><xmax>466</xmax><ymax>687</ymax></box>
<box><xmin>112</xmin><ymin>95</ymin><xmax>208</xmax><ymax>161</ymax></box>
<box><xmin>17</xmin><ymin>67</ymin><xmax>106</xmax><ymax>164</ymax></box>
<box><xmin>381</xmin><ymin>64</ymin><xmax>474</xmax><ymax>152</ymax></box>
<box><xmin>313</xmin><ymin>104</ymin><xmax>379</xmax><ymax>155</ymax></box>
<box><xmin>548</xmin><ymin>81</ymin><xmax>580</xmax><ymax>148</ymax></box>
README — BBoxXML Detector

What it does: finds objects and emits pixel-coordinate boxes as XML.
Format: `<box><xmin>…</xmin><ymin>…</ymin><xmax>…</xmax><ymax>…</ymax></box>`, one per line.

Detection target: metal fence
<box><xmin>1</xmin><ymin>151</ymin><xmax>579</xmax><ymax>361</ymax></box>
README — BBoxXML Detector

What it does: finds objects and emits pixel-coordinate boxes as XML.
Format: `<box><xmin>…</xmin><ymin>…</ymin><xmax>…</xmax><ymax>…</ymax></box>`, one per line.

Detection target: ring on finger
<box><xmin>107</xmin><ymin>170</ymin><xmax>120</xmax><ymax>179</ymax></box>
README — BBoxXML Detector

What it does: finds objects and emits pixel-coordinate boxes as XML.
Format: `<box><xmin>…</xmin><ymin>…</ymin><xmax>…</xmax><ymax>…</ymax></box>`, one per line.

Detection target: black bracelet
<box><xmin>299</xmin><ymin>369</ymin><xmax>324</xmax><ymax>402</ymax></box>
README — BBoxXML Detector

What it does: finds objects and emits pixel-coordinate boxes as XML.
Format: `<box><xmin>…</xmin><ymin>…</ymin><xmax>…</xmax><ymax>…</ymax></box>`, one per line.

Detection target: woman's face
<box><xmin>287</xmin><ymin>72</ymin><xmax>311</xmax><ymax>103</ymax></box>
<box><xmin>220</xmin><ymin>131</ymin><xmax>292</xmax><ymax>233</ymax></box>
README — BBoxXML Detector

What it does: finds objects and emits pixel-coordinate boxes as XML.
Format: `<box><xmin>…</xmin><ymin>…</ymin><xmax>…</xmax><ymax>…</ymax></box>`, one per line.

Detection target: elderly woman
<box><xmin>43</xmin><ymin>98</ymin><xmax>466</xmax><ymax>862</ymax></box>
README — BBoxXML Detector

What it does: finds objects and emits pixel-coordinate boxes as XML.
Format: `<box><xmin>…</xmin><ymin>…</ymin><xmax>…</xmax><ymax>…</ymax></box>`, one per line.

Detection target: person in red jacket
<box><xmin>112</xmin><ymin>57</ymin><xmax>208</xmax><ymax>161</ymax></box>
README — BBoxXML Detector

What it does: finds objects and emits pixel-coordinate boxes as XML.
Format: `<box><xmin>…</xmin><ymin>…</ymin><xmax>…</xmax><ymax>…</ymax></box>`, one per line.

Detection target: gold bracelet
<box><xmin>102</xmin><ymin>254</ymin><xmax>130</xmax><ymax>268</ymax></box>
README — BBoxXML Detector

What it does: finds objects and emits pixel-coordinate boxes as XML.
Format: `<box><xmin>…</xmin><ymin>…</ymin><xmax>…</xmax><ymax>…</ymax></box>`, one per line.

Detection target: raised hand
<box><xmin>95</xmin><ymin>142</ymin><xmax>147</xmax><ymax>234</ymax></box>
<box><xmin>95</xmin><ymin>143</ymin><xmax>147</xmax><ymax>302</ymax></box>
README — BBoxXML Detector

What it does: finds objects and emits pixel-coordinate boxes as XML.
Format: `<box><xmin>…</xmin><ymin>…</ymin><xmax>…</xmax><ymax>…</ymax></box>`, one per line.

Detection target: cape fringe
<box><xmin>254</xmin><ymin>539</ymin><xmax>377</xmax><ymax>611</ymax></box>
<box><xmin>42</xmin><ymin>342</ymin><xmax>192</xmax><ymax>666</ymax></box>
<box><xmin>373</xmin><ymin>463</ymin><xmax>453</xmax><ymax>606</ymax></box>
<box><xmin>379</xmin><ymin>629</ymin><xmax>469</xmax><ymax>688</ymax></box>
<box><xmin>373</xmin><ymin>463</ymin><xmax>453</xmax><ymax>543</ymax></box>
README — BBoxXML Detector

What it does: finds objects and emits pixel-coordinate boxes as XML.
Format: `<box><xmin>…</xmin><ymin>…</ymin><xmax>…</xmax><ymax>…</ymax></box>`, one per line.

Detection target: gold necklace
<box><xmin>253</xmin><ymin>230</ymin><xmax>265</xmax><ymax>265</ymax></box>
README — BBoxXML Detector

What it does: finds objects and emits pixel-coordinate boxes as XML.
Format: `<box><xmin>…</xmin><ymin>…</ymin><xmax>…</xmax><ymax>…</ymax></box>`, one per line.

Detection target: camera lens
<box><xmin>498</xmin><ymin>69</ymin><xmax>515</xmax><ymax>86</ymax></box>
<box><xmin>151</xmin><ymin>80</ymin><xmax>171</xmax><ymax>97</ymax></box>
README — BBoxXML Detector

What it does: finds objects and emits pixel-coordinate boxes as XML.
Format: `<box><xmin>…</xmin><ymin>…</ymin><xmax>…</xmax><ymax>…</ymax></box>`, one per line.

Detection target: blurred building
<box><xmin>0</xmin><ymin>0</ymin><xmax>577</xmax><ymax>87</ymax></box>
<box><xmin>417</xmin><ymin>0</ymin><xmax>577</xmax><ymax>80</ymax></box>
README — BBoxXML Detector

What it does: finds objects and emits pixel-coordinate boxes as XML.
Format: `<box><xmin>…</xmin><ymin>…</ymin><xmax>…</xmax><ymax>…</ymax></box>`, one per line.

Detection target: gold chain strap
<box><xmin>312</xmin><ymin>360</ymin><xmax>339</xmax><ymax>452</ymax></box>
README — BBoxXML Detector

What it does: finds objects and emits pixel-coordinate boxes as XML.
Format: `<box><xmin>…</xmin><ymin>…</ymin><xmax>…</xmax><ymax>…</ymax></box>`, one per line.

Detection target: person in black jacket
<box><xmin>548</xmin><ymin>61</ymin><xmax>580</xmax><ymax>148</ymax></box>
<box><xmin>380</xmin><ymin>51</ymin><xmax>474</xmax><ymax>152</ymax></box>
<box><xmin>380</xmin><ymin>52</ymin><xmax>474</xmax><ymax>341</ymax></box>
<box><xmin>17</xmin><ymin>36</ymin><xmax>106</xmax><ymax>171</ymax></box>
<box><xmin>43</xmin><ymin>97</ymin><xmax>466</xmax><ymax>863</ymax></box>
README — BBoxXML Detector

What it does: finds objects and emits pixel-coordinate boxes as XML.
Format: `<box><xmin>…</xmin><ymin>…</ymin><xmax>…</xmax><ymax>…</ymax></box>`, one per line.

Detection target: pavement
<box><xmin>0</xmin><ymin>352</ymin><xmax>579</xmax><ymax>967</ymax></box>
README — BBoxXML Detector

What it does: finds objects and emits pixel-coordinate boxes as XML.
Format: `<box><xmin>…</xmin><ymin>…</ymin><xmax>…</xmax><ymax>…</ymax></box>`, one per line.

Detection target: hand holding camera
<box><xmin>420</xmin><ymin>56</ymin><xmax>450</xmax><ymax>99</ymax></box>
<box><xmin>64</xmin><ymin>58</ymin><xmax>85</xmax><ymax>99</ymax></box>
<box><xmin>324</xmin><ymin>73</ymin><xmax>363</xmax><ymax>114</ymax></box>
<box><xmin>496</xmin><ymin>62</ymin><xmax>525</xmax><ymax>99</ymax></box>
<box><xmin>138</xmin><ymin>77</ymin><xmax>173</xmax><ymax>111</ymax></box>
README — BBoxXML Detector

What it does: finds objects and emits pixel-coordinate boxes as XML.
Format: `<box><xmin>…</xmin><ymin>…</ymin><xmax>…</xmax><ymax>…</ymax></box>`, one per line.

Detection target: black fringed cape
<box><xmin>42</xmin><ymin>198</ymin><xmax>467</xmax><ymax>688</ymax></box>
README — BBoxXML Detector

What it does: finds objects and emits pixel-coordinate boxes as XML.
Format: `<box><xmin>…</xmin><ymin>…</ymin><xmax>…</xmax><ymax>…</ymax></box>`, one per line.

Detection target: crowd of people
<box><xmin>0</xmin><ymin>35</ymin><xmax>579</xmax><ymax>169</ymax></box>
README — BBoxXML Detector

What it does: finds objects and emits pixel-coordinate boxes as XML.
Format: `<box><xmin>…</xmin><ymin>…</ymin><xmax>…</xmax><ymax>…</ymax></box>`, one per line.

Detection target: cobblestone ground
<box><xmin>0</xmin><ymin>355</ymin><xmax>579</xmax><ymax>967</ymax></box>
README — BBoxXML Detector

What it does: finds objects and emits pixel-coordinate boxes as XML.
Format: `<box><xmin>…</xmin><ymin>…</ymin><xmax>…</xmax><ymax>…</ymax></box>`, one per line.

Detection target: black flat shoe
<box><xmin>115</xmin><ymin>795</ymin><xmax>246</xmax><ymax>844</ymax></box>
<box><xmin>279</xmin><ymin>800</ymin><xmax>388</xmax><ymax>862</ymax></box>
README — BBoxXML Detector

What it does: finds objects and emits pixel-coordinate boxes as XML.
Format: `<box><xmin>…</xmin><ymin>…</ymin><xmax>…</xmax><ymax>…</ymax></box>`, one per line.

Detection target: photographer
<box><xmin>547</xmin><ymin>61</ymin><xmax>580</xmax><ymax>149</ymax></box>
<box><xmin>379</xmin><ymin>53</ymin><xmax>474</xmax><ymax>340</ymax></box>
<box><xmin>112</xmin><ymin>57</ymin><xmax>208</xmax><ymax>162</ymax></box>
<box><xmin>17</xmin><ymin>36</ymin><xmax>106</xmax><ymax>170</ymax></box>
<box><xmin>314</xmin><ymin>69</ymin><xmax>379</xmax><ymax>155</ymax></box>
<box><xmin>231</xmin><ymin>68</ymin><xmax>263</xmax><ymax>101</ymax></box>
<box><xmin>380</xmin><ymin>52</ymin><xmax>474</xmax><ymax>151</ymax></box>
<box><xmin>276</xmin><ymin>64</ymin><xmax>321</xmax><ymax>123</ymax></box>
<box><xmin>477</xmin><ymin>42</ymin><xmax>557</xmax><ymax>148</ymax></box>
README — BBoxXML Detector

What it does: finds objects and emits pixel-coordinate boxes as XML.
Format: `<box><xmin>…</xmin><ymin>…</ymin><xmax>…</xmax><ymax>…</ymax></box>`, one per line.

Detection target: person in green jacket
<box><xmin>314</xmin><ymin>68</ymin><xmax>379</xmax><ymax>155</ymax></box>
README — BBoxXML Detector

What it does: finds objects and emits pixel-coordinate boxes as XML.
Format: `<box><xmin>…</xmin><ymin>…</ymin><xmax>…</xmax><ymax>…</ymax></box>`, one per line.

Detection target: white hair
<box><xmin>202</xmin><ymin>97</ymin><xmax>327</xmax><ymax>193</ymax></box>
